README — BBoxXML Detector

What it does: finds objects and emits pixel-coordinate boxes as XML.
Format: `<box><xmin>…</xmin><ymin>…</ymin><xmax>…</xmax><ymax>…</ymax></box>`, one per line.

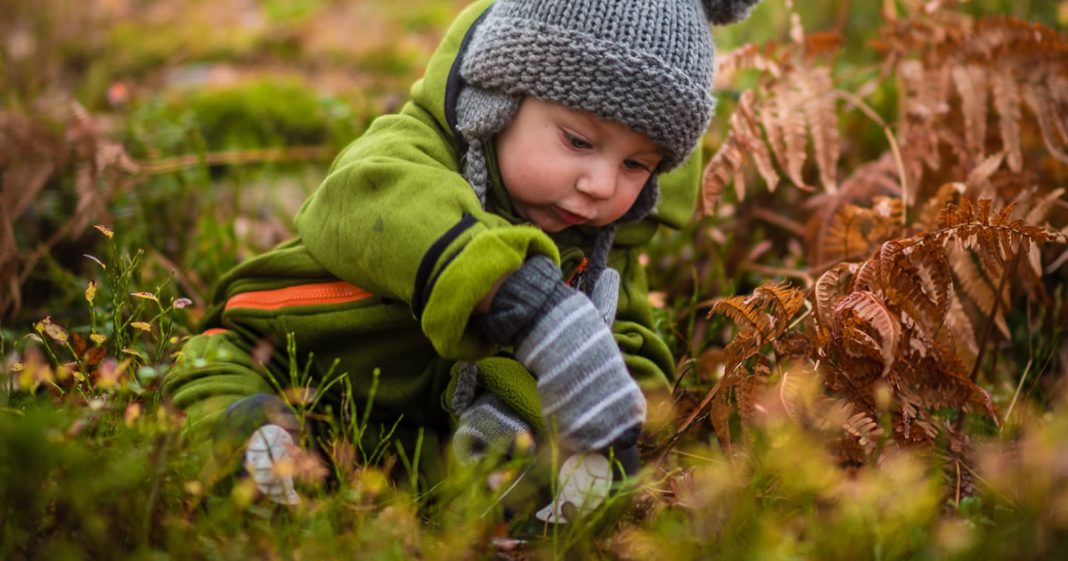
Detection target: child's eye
<box><xmin>624</xmin><ymin>159</ymin><xmax>652</xmax><ymax>172</ymax></box>
<box><xmin>563</xmin><ymin>130</ymin><xmax>592</xmax><ymax>150</ymax></box>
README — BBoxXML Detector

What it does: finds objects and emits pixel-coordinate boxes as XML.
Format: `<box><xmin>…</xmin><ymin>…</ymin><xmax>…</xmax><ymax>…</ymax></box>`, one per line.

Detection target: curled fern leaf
<box><xmin>831</xmin><ymin>291</ymin><xmax>900</xmax><ymax>378</ymax></box>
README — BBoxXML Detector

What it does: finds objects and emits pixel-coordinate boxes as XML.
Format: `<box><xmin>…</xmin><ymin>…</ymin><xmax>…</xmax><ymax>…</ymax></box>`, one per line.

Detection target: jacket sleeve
<box><xmin>294</xmin><ymin>102</ymin><xmax>559</xmax><ymax>361</ymax></box>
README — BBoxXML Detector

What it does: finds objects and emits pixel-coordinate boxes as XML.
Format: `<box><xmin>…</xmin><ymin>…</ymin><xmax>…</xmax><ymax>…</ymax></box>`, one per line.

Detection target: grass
<box><xmin>2</xmin><ymin>0</ymin><xmax>1068</xmax><ymax>559</ymax></box>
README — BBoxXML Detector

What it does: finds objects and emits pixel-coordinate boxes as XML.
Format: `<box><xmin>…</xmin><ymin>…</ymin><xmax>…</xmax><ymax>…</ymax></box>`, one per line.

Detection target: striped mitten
<box><xmin>452</xmin><ymin>392</ymin><xmax>534</xmax><ymax>465</ymax></box>
<box><xmin>477</xmin><ymin>256</ymin><xmax>645</xmax><ymax>452</ymax></box>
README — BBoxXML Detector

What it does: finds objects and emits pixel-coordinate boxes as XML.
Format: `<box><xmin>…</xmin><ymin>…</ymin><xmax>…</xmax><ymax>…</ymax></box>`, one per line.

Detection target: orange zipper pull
<box><xmin>566</xmin><ymin>258</ymin><xmax>589</xmax><ymax>287</ymax></box>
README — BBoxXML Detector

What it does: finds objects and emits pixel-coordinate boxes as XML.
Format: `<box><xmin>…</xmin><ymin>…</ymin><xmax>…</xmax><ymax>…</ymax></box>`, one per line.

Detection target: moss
<box><xmin>161</xmin><ymin>77</ymin><xmax>365</xmax><ymax>151</ymax></box>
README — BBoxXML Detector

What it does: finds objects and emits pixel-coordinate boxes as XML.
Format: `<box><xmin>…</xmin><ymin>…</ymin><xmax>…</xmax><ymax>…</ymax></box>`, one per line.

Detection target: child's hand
<box><xmin>589</xmin><ymin>267</ymin><xmax>620</xmax><ymax>326</ymax></box>
<box><xmin>452</xmin><ymin>392</ymin><xmax>535</xmax><ymax>465</ymax></box>
<box><xmin>477</xmin><ymin>256</ymin><xmax>644</xmax><ymax>452</ymax></box>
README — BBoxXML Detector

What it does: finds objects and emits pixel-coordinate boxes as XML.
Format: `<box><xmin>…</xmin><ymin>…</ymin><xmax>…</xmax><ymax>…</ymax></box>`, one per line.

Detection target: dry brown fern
<box><xmin>830</xmin><ymin>197</ymin><xmax>1054</xmax><ymax>427</ymax></box>
<box><xmin>0</xmin><ymin>103</ymin><xmax>141</xmax><ymax>317</ymax></box>
<box><xmin>687</xmin><ymin>193</ymin><xmax>1062</xmax><ymax>463</ymax></box>
<box><xmin>680</xmin><ymin>2</ymin><xmax>1067</xmax><ymax>484</ymax></box>
<box><xmin>700</xmin><ymin>15</ymin><xmax>845</xmax><ymax>215</ymax></box>
<box><xmin>696</xmin><ymin>280</ymin><xmax>808</xmax><ymax>451</ymax></box>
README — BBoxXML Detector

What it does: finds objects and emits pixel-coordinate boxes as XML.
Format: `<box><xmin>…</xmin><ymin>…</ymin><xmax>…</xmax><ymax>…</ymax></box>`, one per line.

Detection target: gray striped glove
<box><xmin>452</xmin><ymin>392</ymin><xmax>534</xmax><ymax>465</ymax></box>
<box><xmin>477</xmin><ymin>256</ymin><xmax>645</xmax><ymax>452</ymax></box>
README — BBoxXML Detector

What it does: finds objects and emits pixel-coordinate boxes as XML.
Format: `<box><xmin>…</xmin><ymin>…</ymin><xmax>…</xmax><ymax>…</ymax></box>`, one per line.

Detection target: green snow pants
<box><xmin>163</xmin><ymin>279</ymin><xmax>542</xmax><ymax>489</ymax></box>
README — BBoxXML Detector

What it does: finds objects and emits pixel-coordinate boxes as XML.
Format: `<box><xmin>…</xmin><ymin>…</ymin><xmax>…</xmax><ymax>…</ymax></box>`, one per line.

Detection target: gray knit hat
<box><xmin>455</xmin><ymin>0</ymin><xmax>759</xmax><ymax>286</ymax></box>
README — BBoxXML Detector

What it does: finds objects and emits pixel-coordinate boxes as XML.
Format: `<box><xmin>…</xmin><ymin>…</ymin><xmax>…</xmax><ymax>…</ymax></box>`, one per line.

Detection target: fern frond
<box><xmin>709</xmin><ymin>371</ymin><xmax>735</xmax><ymax>453</ymax></box>
<box><xmin>892</xmin><ymin>334</ymin><xmax>1000</xmax><ymax>425</ymax></box>
<box><xmin>879</xmin><ymin>238</ymin><xmax>953</xmax><ymax>335</ymax></box>
<box><xmin>814</xmin><ymin>262</ymin><xmax>858</xmax><ymax>329</ymax></box>
<box><xmin>948</xmin><ymin>246</ymin><xmax>1010</xmax><ymax>338</ymax></box>
<box><xmin>842</xmin><ymin>410</ymin><xmax>883</xmax><ymax>457</ymax></box>
<box><xmin>778</xmin><ymin>363</ymin><xmax>821</xmax><ymax>425</ymax></box>
<box><xmin>990</xmin><ymin>66</ymin><xmax>1023</xmax><ymax>172</ymax></box>
<box><xmin>769</xmin><ymin>80</ymin><xmax>810</xmax><ymax>189</ymax></box>
<box><xmin>951</xmin><ymin>63</ymin><xmax>989</xmax><ymax>160</ymax></box>
<box><xmin>708</xmin><ymin>294</ymin><xmax>770</xmax><ymax>335</ymax></box>
<box><xmin>1022</xmin><ymin>80</ymin><xmax>1068</xmax><ymax>166</ymax></box>
<box><xmin>830</xmin><ymin>290</ymin><xmax>900</xmax><ymax>377</ymax></box>
<box><xmin>700</xmin><ymin>127</ymin><xmax>745</xmax><ymax>213</ymax></box>
<box><xmin>899</xmin><ymin>60</ymin><xmax>948</xmax><ymax>172</ymax></box>
<box><xmin>944</xmin><ymin>290</ymin><xmax>979</xmax><ymax>362</ymax></box>
<box><xmin>758</xmin><ymin>89</ymin><xmax>786</xmax><ymax>176</ymax></box>
<box><xmin>796</xmin><ymin>66</ymin><xmax>840</xmax><ymax>191</ymax></box>
<box><xmin>753</xmin><ymin>281</ymin><xmax>806</xmax><ymax>335</ymax></box>
<box><xmin>708</xmin><ymin>358</ymin><xmax>770</xmax><ymax>452</ymax></box>
<box><xmin>715</xmin><ymin>43</ymin><xmax>781</xmax><ymax>82</ymax></box>
<box><xmin>1023</xmin><ymin>187</ymin><xmax>1065</xmax><ymax>227</ymax></box>
<box><xmin>917</xmin><ymin>182</ymin><xmax>963</xmax><ymax>230</ymax></box>
<box><xmin>737</xmin><ymin>90</ymin><xmax>780</xmax><ymax>192</ymax></box>
<box><xmin>852</xmin><ymin>258</ymin><xmax>882</xmax><ymax>293</ymax></box>
<box><xmin>736</xmin><ymin>362</ymin><xmax>770</xmax><ymax>428</ymax></box>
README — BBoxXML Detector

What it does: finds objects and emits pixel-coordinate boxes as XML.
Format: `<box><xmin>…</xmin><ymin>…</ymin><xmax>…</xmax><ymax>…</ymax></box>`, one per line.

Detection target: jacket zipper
<box><xmin>566</xmin><ymin>257</ymin><xmax>589</xmax><ymax>288</ymax></box>
<box><xmin>224</xmin><ymin>281</ymin><xmax>373</xmax><ymax>311</ymax></box>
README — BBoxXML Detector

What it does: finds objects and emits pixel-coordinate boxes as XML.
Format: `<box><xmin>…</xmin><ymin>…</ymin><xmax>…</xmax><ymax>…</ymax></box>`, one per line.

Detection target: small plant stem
<box><xmin>88</xmin><ymin>295</ymin><xmax>97</xmax><ymax>335</ymax></box>
<box><xmin>132</xmin><ymin>145</ymin><xmax>335</xmax><ymax>178</ymax></box>
<box><xmin>38</xmin><ymin>338</ymin><xmax>61</xmax><ymax>367</ymax></box>
<box><xmin>656</xmin><ymin>373</ymin><xmax>729</xmax><ymax>468</ymax></box>
<box><xmin>686</xmin><ymin>267</ymin><xmax>700</xmax><ymax>365</ymax></box>
<box><xmin>1001</xmin><ymin>358</ymin><xmax>1033</xmax><ymax>434</ymax></box>
<box><xmin>970</xmin><ymin>246</ymin><xmax>1022</xmax><ymax>384</ymax></box>
<box><xmin>142</xmin><ymin>432</ymin><xmax>172</xmax><ymax>544</ymax></box>
<box><xmin>834</xmin><ymin>88</ymin><xmax>910</xmax><ymax>224</ymax></box>
<box><xmin>739</xmin><ymin>263</ymin><xmax>813</xmax><ymax>286</ymax></box>
<box><xmin>63</xmin><ymin>341</ymin><xmax>83</xmax><ymax>372</ymax></box>
<box><xmin>410</xmin><ymin>427</ymin><xmax>424</xmax><ymax>492</ymax></box>
<box><xmin>751</xmin><ymin>206</ymin><xmax>806</xmax><ymax>237</ymax></box>
<box><xmin>954</xmin><ymin>460</ymin><xmax>962</xmax><ymax>507</ymax></box>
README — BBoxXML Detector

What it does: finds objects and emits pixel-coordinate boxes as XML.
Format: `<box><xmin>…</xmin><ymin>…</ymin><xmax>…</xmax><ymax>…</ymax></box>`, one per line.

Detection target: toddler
<box><xmin>164</xmin><ymin>0</ymin><xmax>758</xmax><ymax>507</ymax></box>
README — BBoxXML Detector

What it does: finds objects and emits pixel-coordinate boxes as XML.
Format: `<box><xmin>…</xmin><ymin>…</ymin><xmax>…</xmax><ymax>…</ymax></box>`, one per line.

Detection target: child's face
<box><xmin>494</xmin><ymin>97</ymin><xmax>662</xmax><ymax>233</ymax></box>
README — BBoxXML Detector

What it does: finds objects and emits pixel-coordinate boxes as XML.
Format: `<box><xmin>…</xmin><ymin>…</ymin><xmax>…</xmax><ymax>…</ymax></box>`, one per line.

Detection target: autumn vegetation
<box><xmin>2</xmin><ymin>0</ymin><xmax>1067</xmax><ymax>559</ymax></box>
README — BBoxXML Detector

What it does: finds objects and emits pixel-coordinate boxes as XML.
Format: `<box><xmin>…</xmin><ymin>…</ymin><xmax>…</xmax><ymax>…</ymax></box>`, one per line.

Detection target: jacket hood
<box><xmin>408</xmin><ymin>0</ymin><xmax>494</xmax><ymax>152</ymax></box>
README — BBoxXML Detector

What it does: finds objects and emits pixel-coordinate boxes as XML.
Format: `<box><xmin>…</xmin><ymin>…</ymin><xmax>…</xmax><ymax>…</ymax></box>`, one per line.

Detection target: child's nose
<box><xmin>575</xmin><ymin>163</ymin><xmax>618</xmax><ymax>201</ymax></box>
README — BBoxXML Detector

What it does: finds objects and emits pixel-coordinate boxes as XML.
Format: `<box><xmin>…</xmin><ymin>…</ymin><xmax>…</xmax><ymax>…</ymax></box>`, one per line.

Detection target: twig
<box><xmin>751</xmin><ymin>206</ymin><xmax>807</xmax><ymax>237</ymax></box>
<box><xmin>135</xmin><ymin>145</ymin><xmax>335</xmax><ymax>176</ymax></box>
<box><xmin>1001</xmin><ymin>357</ymin><xmax>1033</xmax><ymax>434</ymax></box>
<box><xmin>655</xmin><ymin>372</ymin><xmax>729</xmax><ymax>469</ymax></box>
<box><xmin>740</xmin><ymin>262</ymin><xmax>814</xmax><ymax>286</ymax></box>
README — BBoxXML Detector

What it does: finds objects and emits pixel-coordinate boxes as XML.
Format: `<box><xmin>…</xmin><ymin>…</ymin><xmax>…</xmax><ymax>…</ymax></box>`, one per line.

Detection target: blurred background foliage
<box><xmin>1</xmin><ymin>0</ymin><xmax>1067</xmax><ymax>559</ymax></box>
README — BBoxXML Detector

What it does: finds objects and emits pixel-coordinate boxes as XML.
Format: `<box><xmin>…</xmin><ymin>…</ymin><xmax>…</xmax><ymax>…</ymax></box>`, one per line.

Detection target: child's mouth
<box><xmin>554</xmin><ymin>206</ymin><xmax>588</xmax><ymax>226</ymax></box>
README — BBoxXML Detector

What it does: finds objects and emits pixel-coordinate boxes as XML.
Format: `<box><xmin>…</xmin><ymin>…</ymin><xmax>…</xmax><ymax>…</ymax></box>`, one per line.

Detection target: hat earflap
<box><xmin>455</xmin><ymin>85</ymin><xmax>520</xmax><ymax>206</ymax></box>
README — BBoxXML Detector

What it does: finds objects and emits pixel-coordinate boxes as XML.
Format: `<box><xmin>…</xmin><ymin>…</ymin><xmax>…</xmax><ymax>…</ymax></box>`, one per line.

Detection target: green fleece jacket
<box><xmin>165</xmin><ymin>0</ymin><xmax>700</xmax><ymax>467</ymax></box>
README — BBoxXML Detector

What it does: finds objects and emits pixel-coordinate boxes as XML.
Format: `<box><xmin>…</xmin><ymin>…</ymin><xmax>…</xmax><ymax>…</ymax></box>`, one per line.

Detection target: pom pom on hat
<box><xmin>701</xmin><ymin>0</ymin><xmax>761</xmax><ymax>25</ymax></box>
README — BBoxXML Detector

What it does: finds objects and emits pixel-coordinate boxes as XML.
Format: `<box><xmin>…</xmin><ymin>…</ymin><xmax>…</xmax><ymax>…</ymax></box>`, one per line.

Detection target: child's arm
<box><xmin>294</xmin><ymin>104</ymin><xmax>559</xmax><ymax>360</ymax></box>
<box><xmin>475</xmin><ymin>256</ymin><xmax>645</xmax><ymax>452</ymax></box>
